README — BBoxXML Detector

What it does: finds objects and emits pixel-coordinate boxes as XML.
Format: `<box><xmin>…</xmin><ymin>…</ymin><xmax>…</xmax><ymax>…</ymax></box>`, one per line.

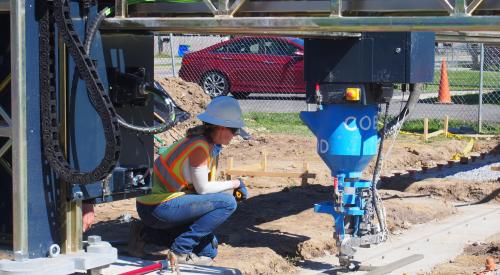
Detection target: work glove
<box><xmin>233</xmin><ymin>178</ymin><xmax>249</xmax><ymax>201</ymax></box>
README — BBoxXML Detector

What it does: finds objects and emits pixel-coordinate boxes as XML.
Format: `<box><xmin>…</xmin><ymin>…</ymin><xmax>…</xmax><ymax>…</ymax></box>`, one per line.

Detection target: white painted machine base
<box><xmin>0</xmin><ymin>236</ymin><xmax>117</xmax><ymax>275</ymax></box>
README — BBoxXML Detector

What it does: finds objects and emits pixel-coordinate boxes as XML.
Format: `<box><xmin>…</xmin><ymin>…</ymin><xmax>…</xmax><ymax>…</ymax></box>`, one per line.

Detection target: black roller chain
<box><xmin>39</xmin><ymin>0</ymin><xmax>121</xmax><ymax>184</ymax></box>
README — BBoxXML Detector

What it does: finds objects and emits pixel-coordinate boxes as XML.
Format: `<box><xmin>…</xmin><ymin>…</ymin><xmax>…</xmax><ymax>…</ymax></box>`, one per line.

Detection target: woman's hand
<box><xmin>233</xmin><ymin>178</ymin><xmax>249</xmax><ymax>201</ymax></box>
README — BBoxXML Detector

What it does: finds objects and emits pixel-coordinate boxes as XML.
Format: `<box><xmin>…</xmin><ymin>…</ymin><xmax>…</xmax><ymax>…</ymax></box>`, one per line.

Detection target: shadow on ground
<box><xmin>85</xmin><ymin>184</ymin><xmax>334</xmax><ymax>259</ymax></box>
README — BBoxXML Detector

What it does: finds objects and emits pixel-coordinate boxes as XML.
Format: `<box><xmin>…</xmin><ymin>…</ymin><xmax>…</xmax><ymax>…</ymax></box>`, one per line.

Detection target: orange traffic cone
<box><xmin>438</xmin><ymin>58</ymin><xmax>452</xmax><ymax>104</ymax></box>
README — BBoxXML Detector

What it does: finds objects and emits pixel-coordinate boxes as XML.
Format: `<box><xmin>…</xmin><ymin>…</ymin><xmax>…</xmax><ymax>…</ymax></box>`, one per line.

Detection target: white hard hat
<box><xmin>197</xmin><ymin>96</ymin><xmax>244</xmax><ymax>128</ymax></box>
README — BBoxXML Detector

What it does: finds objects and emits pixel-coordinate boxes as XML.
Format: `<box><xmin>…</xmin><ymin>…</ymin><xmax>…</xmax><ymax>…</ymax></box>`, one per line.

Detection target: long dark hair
<box><xmin>186</xmin><ymin>123</ymin><xmax>216</xmax><ymax>143</ymax></box>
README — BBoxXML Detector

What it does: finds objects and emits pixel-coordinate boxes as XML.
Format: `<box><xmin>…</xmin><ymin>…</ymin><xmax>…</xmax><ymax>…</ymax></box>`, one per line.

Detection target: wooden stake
<box><xmin>226</xmin><ymin>157</ymin><xmax>234</xmax><ymax>180</ymax></box>
<box><xmin>443</xmin><ymin>115</ymin><xmax>449</xmax><ymax>137</ymax></box>
<box><xmin>302</xmin><ymin>162</ymin><xmax>310</xmax><ymax>186</ymax></box>
<box><xmin>261</xmin><ymin>150</ymin><xmax>268</xmax><ymax>172</ymax></box>
<box><xmin>427</xmin><ymin>130</ymin><xmax>444</xmax><ymax>139</ymax></box>
<box><xmin>226</xmin><ymin>170</ymin><xmax>316</xmax><ymax>178</ymax></box>
<box><xmin>423</xmin><ymin>118</ymin><xmax>429</xmax><ymax>141</ymax></box>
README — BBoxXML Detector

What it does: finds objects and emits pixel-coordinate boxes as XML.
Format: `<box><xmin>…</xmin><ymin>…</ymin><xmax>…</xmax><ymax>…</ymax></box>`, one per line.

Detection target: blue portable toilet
<box><xmin>178</xmin><ymin>44</ymin><xmax>190</xmax><ymax>57</ymax></box>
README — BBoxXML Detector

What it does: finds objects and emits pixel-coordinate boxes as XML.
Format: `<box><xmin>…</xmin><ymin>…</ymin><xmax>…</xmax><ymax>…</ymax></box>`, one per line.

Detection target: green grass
<box><xmin>155</xmin><ymin>53</ymin><xmax>175</xmax><ymax>58</ymax></box>
<box><xmin>422</xmin><ymin>70</ymin><xmax>500</xmax><ymax>92</ymax></box>
<box><xmin>243</xmin><ymin>112</ymin><xmax>312</xmax><ymax>136</ymax></box>
<box><xmin>242</xmin><ymin>112</ymin><xmax>500</xmax><ymax>136</ymax></box>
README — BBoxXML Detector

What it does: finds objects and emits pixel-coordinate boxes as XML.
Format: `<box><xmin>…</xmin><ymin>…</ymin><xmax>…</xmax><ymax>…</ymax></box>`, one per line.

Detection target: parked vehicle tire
<box><xmin>232</xmin><ymin>92</ymin><xmax>250</xmax><ymax>99</ymax></box>
<box><xmin>201</xmin><ymin>71</ymin><xmax>229</xmax><ymax>98</ymax></box>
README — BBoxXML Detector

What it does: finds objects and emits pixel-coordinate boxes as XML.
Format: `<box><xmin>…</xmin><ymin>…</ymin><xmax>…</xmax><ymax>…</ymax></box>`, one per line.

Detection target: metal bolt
<box><xmin>73</xmin><ymin>191</ymin><xmax>84</xmax><ymax>200</ymax></box>
<box><xmin>87</xmin><ymin>235</ymin><xmax>102</xmax><ymax>245</ymax></box>
<box><xmin>395</xmin><ymin>47</ymin><xmax>402</xmax><ymax>53</ymax></box>
<box><xmin>48</xmin><ymin>244</ymin><xmax>60</xmax><ymax>258</ymax></box>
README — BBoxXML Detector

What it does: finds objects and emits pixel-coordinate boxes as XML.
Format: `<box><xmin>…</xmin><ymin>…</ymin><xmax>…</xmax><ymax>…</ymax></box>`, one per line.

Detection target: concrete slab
<box><xmin>102</xmin><ymin>256</ymin><xmax>241</xmax><ymax>275</ymax></box>
<box><xmin>297</xmin><ymin>203</ymin><xmax>500</xmax><ymax>274</ymax></box>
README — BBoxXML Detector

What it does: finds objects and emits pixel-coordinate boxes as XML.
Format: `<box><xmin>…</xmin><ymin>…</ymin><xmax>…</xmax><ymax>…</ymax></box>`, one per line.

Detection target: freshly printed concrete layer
<box><xmin>298</xmin><ymin>203</ymin><xmax>500</xmax><ymax>275</ymax></box>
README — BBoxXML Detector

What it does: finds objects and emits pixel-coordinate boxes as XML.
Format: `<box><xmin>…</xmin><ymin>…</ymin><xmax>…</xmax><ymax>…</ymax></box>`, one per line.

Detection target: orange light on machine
<box><xmin>345</xmin><ymin>88</ymin><xmax>361</xmax><ymax>101</ymax></box>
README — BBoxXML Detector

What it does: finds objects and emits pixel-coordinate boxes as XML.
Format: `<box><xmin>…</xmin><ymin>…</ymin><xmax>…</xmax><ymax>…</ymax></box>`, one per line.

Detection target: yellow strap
<box><xmin>451</xmin><ymin>138</ymin><xmax>475</xmax><ymax>160</ymax></box>
<box><xmin>208</xmin><ymin>155</ymin><xmax>218</xmax><ymax>181</ymax></box>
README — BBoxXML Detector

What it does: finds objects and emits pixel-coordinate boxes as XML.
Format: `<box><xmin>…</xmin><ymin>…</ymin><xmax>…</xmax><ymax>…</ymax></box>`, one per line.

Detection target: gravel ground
<box><xmin>445</xmin><ymin>161</ymin><xmax>500</xmax><ymax>181</ymax></box>
<box><xmin>410</xmin><ymin>155</ymin><xmax>500</xmax><ymax>182</ymax></box>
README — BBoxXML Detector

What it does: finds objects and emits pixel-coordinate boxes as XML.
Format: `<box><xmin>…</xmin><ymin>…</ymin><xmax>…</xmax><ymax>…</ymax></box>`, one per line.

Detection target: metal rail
<box><xmin>124</xmin><ymin>0</ymin><xmax>500</xmax><ymax>16</ymax></box>
<box><xmin>10</xmin><ymin>0</ymin><xmax>28</xmax><ymax>261</ymax></box>
<box><xmin>105</xmin><ymin>0</ymin><xmax>500</xmax><ymax>34</ymax></box>
<box><xmin>103</xmin><ymin>16</ymin><xmax>500</xmax><ymax>34</ymax></box>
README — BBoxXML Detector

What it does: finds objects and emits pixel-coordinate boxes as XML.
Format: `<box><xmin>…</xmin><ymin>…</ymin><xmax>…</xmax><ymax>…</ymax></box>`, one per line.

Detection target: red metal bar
<box><xmin>118</xmin><ymin>261</ymin><xmax>165</xmax><ymax>275</ymax></box>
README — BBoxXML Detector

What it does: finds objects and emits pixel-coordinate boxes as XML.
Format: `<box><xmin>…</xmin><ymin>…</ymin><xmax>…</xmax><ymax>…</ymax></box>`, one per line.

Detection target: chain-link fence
<box><xmin>154</xmin><ymin>35</ymin><xmax>500</xmax><ymax>134</ymax></box>
<box><xmin>411</xmin><ymin>43</ymin><xmax>500</xmax><ymax>134</ymax></box>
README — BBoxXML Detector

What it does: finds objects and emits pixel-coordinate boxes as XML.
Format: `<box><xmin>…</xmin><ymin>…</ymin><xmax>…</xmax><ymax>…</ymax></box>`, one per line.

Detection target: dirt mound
<box><xmin>474</xmin><ymin>137</ymin><xmax>500</xmax><ymax>154</ymax></box>
<box><xmin>432</xmin><ymin>237</ymin><xmax>500</xmax><ymax>274</ymax></box>
<box><xmin>216</xmin><ymin>246</ymin><xmax>297</xmax><ymax>275</ymax></box>
<box><xmin>405</xmin><ymin>178</ymin><xmax>500</xmax><ymax>203</ymax></box>
<box><xmin>465</xmin><ymin>241</ymin><xmax>500</xmax><ymax>257</ymax></box>
<box><xmin>155</xmin><ymin>77</ymin><xmax>211</xmax><ymax>145</ymax></box>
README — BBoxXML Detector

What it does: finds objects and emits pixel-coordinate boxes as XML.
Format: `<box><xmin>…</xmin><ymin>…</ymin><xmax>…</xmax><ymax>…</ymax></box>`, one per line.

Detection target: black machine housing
<box><xmin>304</xmin><ymin>32</ymin><xmax>435</xmax><ymax>104</ymax></box>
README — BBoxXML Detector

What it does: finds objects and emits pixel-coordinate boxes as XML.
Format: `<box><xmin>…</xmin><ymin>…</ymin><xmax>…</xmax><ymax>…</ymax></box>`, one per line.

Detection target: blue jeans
<box><xmin>137</xmin><ymin>193</ymin><xmax>237</xmax><ymax>258</ymax></box>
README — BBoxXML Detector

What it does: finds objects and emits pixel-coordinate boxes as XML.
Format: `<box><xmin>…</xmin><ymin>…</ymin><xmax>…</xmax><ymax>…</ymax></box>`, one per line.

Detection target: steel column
<box><xmin>10</xmin><ymin>0</ymin><xmax>28</xmax><ymax>260</ymax></box>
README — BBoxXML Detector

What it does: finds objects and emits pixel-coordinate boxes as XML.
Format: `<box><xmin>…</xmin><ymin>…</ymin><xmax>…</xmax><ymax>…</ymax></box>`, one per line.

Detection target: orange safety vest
<box><xmin>137</xmin><ymin>136</ymin><xmax>215</xmax><ymax>205</ymax></box>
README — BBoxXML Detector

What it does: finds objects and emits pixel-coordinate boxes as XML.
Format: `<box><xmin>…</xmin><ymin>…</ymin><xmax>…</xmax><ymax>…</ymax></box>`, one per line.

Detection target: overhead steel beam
<box><xmin>330</xmin><ymin>0</ymin><xmax>341</xmax><ymax>17</ymax></box>
<box><xmin>102</xmin><ymin>16</ymin><xmax>500</xmax><ymax>34</ymax></box>
<box><xmin>202</xmin><ymin>0</ymin><xmax>218</xmax><ymax>15</ymax></box>
<box><xmin>467</xmin><ymin>0</ymin><xmax>485</xmax><ymax>15</ymax></box>
<box><xmin>437</xmin><ymin>0</ymin><xmax>454</xmax><ymax>14</ymax></box>
<box><xmin>127</xmin><ymin>0</ymin><xmax>500</xmax><ymax>16</ymax></box>
<box><xmin>229</xmin><ymin>0</ymin><xmax>247</xmax><ymax>17</ymax></box>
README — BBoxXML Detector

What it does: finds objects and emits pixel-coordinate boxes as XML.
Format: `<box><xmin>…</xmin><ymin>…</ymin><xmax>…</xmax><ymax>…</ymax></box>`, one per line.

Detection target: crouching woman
<box><xmin>135</xmin><ymin>96</ymin><xmax>249</xmax><ymax>266</ymax></box>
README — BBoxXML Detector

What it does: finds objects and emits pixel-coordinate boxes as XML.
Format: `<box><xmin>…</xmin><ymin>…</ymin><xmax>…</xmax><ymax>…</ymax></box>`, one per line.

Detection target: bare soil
<box><xmin>86</xmin><ymin>77</ymin><xmax>500</xmax><ymax>275</ymax></box>
<box><xmin>431</xmin><ymin>233</ymin><xmax>500</xmax><ymax>274</ymax></box>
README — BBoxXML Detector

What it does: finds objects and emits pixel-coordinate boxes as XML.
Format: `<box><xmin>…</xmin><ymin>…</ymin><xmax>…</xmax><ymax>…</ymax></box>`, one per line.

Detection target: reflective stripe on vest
<box><xmin>155</xmin><ymin>136</ymin><xmax>210</xmax><ymax>192</ymax></box>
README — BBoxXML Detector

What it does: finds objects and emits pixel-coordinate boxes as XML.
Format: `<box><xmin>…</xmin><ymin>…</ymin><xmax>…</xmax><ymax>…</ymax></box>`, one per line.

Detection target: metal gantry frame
<box><xmin>2</xmin><ymin>0</ymin><xmax>500</xmax><ymax>264</ymax></box>
<box><xmin>106</xmin><ymin>0</ymin><xmax>500</xmax><ymax>35</ymax></box>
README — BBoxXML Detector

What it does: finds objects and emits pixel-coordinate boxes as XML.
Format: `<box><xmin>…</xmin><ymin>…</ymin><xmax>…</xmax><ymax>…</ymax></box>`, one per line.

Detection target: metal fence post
<box><xmin>169</xmin><ymin>33</ymin><xmax>176</xmax><ymax>77</ymax></box>
<box><xmin>478</xmin><ymin>43</ymin><xmax>484</xmax><ymax>133</ymax></box>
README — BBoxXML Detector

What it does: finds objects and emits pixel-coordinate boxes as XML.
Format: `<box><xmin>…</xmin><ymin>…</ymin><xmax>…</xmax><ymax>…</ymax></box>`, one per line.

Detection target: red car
<box><xmin>178</xmin><ymin>37</ymin><xmax>305</xmax><ymax>98</ymax></box>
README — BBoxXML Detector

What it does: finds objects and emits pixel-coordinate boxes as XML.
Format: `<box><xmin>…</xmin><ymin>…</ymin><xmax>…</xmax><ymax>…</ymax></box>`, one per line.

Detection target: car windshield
<box><xmin>290</xmin><ymin>38</ymin><xmax>304</xmax><ymax>47</ymax></box>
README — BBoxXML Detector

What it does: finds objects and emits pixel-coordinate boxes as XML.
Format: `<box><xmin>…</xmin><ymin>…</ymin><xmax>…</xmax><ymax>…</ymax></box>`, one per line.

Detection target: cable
<box><xmin>384</xmin><ymin>83</ymin><xmax>422</xmax><ymax>138</ymax></box>
<box><xmin>84</xmin><ymin>7</ymin><xmax>110</xmax><ymax>55</ymax></box>
<box><xmin>370</xmin><ymin>102</ymin><xmax>390</xmax><ymax>238</ymax></box>
<box><xmin>82</xmin><ymin>11</ymin><xmax>177</xmax><ymax>135</ymax></box>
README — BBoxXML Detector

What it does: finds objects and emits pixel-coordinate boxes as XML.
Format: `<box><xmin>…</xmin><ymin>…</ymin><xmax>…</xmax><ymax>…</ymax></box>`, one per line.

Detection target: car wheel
<box><xmin>232</xmin><ymin>92</ymin><xmax>250</xmax><ymax>99</ymax></box>
<box><xmin>201</xmin><ymin>71</ymin><xmax>229</xmax><ymax>98</ymax></box>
